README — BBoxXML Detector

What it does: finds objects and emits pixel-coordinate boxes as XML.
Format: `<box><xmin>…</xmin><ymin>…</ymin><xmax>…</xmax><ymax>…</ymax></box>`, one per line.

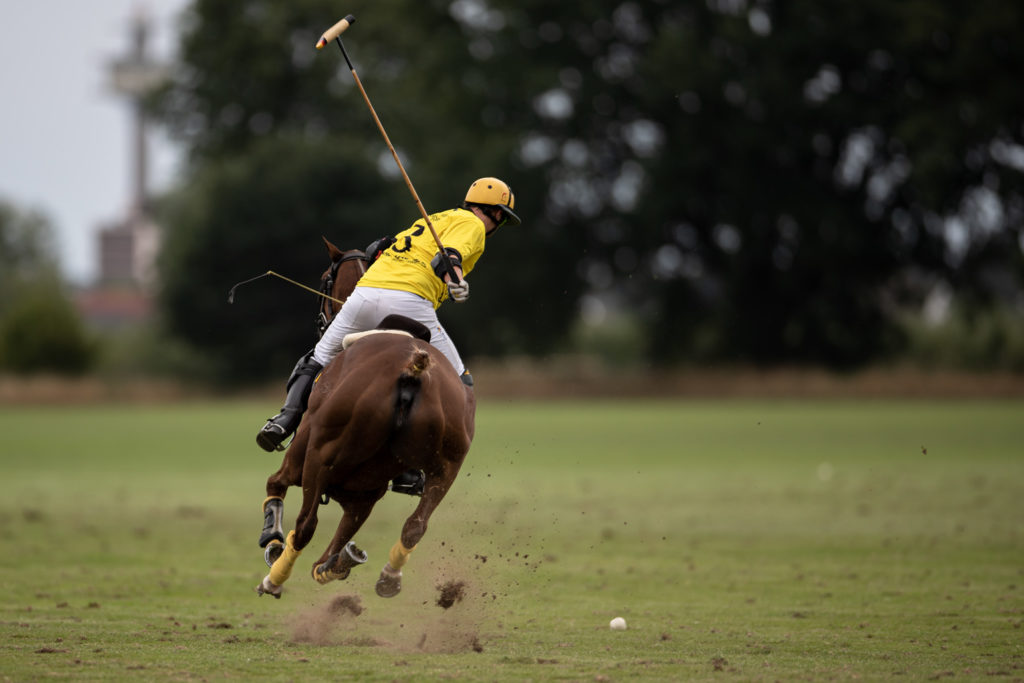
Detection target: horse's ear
<box><xmin>322</xmin><ymin>236</ymin><xmax>344</xmax><ymax>261</ymax></box>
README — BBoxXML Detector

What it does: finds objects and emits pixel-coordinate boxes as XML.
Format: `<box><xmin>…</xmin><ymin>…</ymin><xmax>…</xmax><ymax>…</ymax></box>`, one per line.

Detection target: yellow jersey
<box><xmin>358</xmin><ymin>208</ymin><xmax>486</xmax><ymax>309</ymax></box>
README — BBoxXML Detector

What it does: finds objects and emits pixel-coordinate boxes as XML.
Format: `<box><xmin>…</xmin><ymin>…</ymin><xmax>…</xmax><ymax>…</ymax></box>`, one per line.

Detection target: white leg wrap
<box><xmin>256</xmin><ymin>574</ymin><xmax>282</xmax><ymax>598</ymax></box>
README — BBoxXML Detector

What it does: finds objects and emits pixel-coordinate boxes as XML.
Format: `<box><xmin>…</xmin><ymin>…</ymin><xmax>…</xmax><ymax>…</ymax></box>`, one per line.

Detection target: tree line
<box><xmin>143</xmin><ymin>0</ymin><xmax>1024</xmax><ymax>380</ymax></box>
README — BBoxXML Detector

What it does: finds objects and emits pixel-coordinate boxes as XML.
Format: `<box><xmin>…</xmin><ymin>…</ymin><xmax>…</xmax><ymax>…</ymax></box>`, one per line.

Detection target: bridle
<box><xmin>316</xmin><ymin>251</ymin><xmax>368</xmax><ymax>338</ymax></box>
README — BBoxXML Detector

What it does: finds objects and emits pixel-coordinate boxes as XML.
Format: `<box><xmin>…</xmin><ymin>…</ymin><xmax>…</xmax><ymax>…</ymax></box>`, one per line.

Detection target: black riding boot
<box><xmin>256</xmin><ymin>351</ymin><xmax>323</xmax><ymax>452</ymax></box>
<box><xmin>390</xmin><ymin>469</ymin><xmax>425</xmax><ymax>496</ymax></box>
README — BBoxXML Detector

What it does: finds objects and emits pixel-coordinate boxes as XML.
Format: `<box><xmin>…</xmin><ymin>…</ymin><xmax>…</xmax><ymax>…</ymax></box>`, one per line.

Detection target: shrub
<box><xmin>0</xmin><ymin>281</ymin><xmax>96</xmax><ymax>375</ymax></box>
<box><xmin>901</xmin><ymin>305</ymin><xmax>1024</xmax><ymax>373</ymax></box>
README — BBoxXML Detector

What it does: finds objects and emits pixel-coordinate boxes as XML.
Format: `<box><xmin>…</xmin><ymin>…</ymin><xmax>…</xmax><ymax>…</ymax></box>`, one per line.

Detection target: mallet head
<box><xmin>316</xmin><ymin>14</ymin><xmax>356</xmax><ymax>49</ymax></box>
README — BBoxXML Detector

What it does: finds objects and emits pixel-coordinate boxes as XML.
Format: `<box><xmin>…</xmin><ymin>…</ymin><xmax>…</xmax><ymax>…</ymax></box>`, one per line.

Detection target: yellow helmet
<box><xmin>464</xmin><ymin>177</ymin><xmax>521</xmax><ymax>226</ymax></box>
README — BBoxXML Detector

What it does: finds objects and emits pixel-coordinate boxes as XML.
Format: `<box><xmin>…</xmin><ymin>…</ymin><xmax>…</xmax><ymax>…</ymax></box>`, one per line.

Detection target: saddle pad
<box><xmin>341</xmin><ymin>329</ymin><xmax>414</xmax><ymax>350</ymax></box>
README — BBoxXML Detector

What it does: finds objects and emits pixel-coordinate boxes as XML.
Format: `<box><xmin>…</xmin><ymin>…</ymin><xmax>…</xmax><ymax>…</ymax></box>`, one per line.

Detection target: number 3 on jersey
<box><xmin>391</xmin><ymin>223</ymin><xmax>426</xmax><ymax>253</ymax></box>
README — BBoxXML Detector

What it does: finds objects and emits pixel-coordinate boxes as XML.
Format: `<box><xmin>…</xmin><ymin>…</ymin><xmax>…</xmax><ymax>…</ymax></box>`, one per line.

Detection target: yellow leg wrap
<box><xmin>262</xmin><ymin>496</ymin><xmax>283</xmax><ymax>512</ymax></box>
<box><xmin>269</xmin><ymin>530</ymin><xmax>302</xmax><ymax>586</ymax></box>
<box><xmin>388</xmin><ymin>539</ymin><xmax>415</xmax><ymax>571</ymax></box>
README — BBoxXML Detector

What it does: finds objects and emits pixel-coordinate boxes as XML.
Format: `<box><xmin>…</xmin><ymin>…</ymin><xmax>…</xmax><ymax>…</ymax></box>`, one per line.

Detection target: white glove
<box><xmin>447</xmin><ymin>279</ymin><xmax>469</xmax><ymax>303</ymax></box>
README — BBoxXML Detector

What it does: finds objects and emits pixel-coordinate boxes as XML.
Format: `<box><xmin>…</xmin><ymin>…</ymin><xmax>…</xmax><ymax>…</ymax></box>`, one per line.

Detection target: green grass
<box><xmin>1</xmin><ymin>398</ymin><xmax>1022</xmax><ymax>681</ymax></box>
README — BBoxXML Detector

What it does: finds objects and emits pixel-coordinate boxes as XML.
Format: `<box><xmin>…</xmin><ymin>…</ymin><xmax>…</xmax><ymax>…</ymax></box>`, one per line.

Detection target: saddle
<box><xmin>377</xmin><ymin>314</ymin><xmax>431</xmax><ymax>343</ymax></box>
<box><xmin>341</xmin><ymin>314</ymin><xmax>432</xmax><ymax>350</ymax></box>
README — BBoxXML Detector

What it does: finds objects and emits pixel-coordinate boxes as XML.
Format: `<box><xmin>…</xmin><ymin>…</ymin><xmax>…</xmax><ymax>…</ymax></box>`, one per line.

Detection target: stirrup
<box><xmin>389</xmin><ymin>470</ymin><xmax>425</xmax><ymax>497</ymax></box>
<box><xmin>256</xmin><ymin>421</ymin><xmax>290</xmax><ymax>452</ymax></box>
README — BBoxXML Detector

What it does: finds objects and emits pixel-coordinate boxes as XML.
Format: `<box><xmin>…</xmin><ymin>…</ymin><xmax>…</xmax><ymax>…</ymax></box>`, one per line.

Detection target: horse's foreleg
<box><xmin>376</xmin><ymin>461</ymin><xmax>461</xmax><ymax>598</ymax></box>
<box><xmin>256</xmin><ymin>529</ymin><xmax>302</xmax><ymax>598</ymax></box>
<box><xmin>256</xmin><ymin>482</ymin><xmax>320</xmax><ymax>598</ymax></box>
<box><xmin>265</xmin><ymin>424</ymin><xmax>309</xmax><ymax>497</ymax></box>
<box><xmin>259</xmin><ymin>497</ymin><xmax>286</xmax><ymax>567</ymax></box>
<box><xmin>259</xmin><ymin>426</ymin><xmax>310</xmax><ymax>564</ymax></box>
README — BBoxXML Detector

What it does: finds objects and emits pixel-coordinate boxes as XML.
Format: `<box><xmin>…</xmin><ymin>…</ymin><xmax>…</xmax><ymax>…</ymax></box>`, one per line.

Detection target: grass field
<box><xmin>1</xmin><ymin>397</ymin><xmax>1022</xmax><ymax>681</ymax></box>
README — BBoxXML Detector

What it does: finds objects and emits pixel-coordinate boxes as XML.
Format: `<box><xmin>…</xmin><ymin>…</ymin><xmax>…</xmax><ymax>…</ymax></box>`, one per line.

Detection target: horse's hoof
<box><xmin>313</xmin><ymin>559</ymin><xmax>350</xmax><ymax>584</ymax></box>
<box><xmin>313</xmin><ymin>542</ymin><xmax>368</xmax><ymax>585</ymax></box>
<box><xmin>256</xmin><ymin>575</ymin><xmax>282</xmax><ymax>599</ymax></box>
<box><xmin>264</xmin><ymin>540</ymin><xmax>284</xmax><ymax>568</ymax></box>
<box><xmin>375</xmin><ymin>566</ymin><xmax>402</xmax><ymax>598</ymax></box>
<box><xmin>343</xmin><ymin>541</ymin><xmax>368</xmax><ymax>566</ymax></box>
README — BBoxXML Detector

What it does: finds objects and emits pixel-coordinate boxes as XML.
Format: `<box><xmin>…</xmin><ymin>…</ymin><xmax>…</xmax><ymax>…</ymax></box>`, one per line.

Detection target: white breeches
<box><xmin>313</xmin><ymin>287</ymin><xmax>465</xmax><ymax>375</ymax></box>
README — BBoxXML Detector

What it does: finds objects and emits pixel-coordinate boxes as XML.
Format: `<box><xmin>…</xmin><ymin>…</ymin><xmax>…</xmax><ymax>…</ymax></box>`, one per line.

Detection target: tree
<box><xmin>0</xmin><ymin>199</ymin><xmax>55</xmax><ymax>292</ymax></box>
<box><xmin>0</xmin><ymin>200</ymin><xmax>95</xmax><ymax>375</ymax></box>
<box><xmin>154</xmin><ymin>0</ymin><xmax>1024</xmax><ymax>376</ymax></box>
<box><xmin>0</xmin><ymin>281</ymin><xmax>95</xmax><ymax>376</ymax></box>
<box><xmin>638</xmin><ymin>0</ymin><xmax>1023</xmax><ymax>366</ymax></box>
<box><xmin>476</xmin><ymin>0</ymin><xmax>1023</xmax><ymax>367</ymax></box>
<box><xmin>157</xmin><ymin>134</ymin><xmax>406</xmax><ymax>381</ymax></box>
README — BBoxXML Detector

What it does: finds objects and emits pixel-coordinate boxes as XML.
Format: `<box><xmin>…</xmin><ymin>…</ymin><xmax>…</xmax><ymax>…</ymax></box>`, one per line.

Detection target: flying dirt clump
<box><xmin>436</xmin><ymin>580</ymin><xmax>466</xmax><ymax>609</ymax></box>
<box><xmin>328</xmin><ymin>594</ymin><xmax>364</xmax><ymax>617</ymax></box>
<box><xmin>289</xmin><ymin>594</ymin><xmax>366</xmax><ymax>645</ymax></box>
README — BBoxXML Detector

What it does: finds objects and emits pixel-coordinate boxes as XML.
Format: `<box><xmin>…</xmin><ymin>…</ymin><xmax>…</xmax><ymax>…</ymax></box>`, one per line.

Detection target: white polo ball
<box><xmin>609</xmin><ymin>617</ymin><xmax>627</xmax><ymax>631</ymax></box>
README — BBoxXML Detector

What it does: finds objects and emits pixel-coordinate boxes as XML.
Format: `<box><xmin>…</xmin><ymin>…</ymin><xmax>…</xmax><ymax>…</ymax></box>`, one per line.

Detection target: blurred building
<box><xmin>76</xmin><ymin>8</ymin><xmax>169</xmax><ymax>329</ymax></box>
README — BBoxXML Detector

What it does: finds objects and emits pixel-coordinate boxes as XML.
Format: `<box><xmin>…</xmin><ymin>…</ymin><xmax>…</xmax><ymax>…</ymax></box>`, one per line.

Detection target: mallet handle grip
<box><xmin>316</xmin><ymin>15</ymin><xmax>355</xmax><ymax>49</ymax></box>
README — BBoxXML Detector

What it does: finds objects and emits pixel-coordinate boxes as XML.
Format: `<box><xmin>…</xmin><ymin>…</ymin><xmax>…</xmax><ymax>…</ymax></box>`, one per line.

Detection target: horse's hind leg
<box><xmin>376</xmin><ymin>460</ymin><xmax>462</xmax><ymax>598</ymax></box>
<box><xmin>311</xmin><ymin>495</ymin><xmax>381</xmax><ymax>584</ymax></box>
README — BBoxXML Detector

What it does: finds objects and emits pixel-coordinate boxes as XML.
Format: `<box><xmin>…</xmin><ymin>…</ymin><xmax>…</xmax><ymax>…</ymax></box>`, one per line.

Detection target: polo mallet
<box><xmin>226</xmin><ymin>270</ymin><xmax>344</xmax><ymax>305</ymax></box>
<box><xmin>316</xmin><ymin>15</ymin><xmax>460</xmax><ymax>284</ymax></box>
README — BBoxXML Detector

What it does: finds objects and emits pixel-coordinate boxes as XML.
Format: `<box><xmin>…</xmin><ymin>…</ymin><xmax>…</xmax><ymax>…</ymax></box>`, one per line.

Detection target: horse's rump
<box><xmin>304</xmin><ymin>335</ymin><xmax>469</xmax><ymax>493</ymax></box>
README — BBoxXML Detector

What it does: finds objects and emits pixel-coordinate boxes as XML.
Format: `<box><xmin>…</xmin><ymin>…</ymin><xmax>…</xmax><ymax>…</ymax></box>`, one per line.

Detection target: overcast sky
<box><xmin>0</xmin><ymin>1</ymin><xmax>189</xmax><ymax>284</ymax></box>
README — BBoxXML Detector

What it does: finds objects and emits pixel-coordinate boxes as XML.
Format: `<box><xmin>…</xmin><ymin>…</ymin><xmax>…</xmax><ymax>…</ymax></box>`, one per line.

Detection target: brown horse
<box><xmin>256</xmin><ymin>237</ymin><xmax>476</xmax><ymax>599</ymax></box>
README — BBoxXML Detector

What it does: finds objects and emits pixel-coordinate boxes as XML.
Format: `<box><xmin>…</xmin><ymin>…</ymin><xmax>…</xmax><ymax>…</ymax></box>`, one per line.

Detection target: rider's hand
<box><xmin>447</xmin><ymin>279</ymin><xmax>469</xmax><ymax>303</ymax></box>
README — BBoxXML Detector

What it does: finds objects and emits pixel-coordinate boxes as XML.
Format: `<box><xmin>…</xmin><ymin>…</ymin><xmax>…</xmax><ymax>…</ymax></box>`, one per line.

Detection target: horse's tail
<box><xmin>394</xmin><ymin>348</ymin><xmax>430</xmax><ymax>431</ymax></box>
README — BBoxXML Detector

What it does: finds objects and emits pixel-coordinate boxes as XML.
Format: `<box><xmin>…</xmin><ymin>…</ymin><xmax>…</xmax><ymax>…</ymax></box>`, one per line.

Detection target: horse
<box><xmin>255</xmin><ymin>237</ymin><xmax>477</xmax><ymax>599</ymax></box>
